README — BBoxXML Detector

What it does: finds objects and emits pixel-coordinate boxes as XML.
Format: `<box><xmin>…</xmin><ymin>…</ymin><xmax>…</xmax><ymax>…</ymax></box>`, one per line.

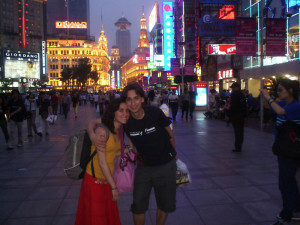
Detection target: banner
<box><xmin>235</xmin><ymin>17</ymin><xmax>256</xmax><ymax>56</ymax></box>
<box><xmin>265</xmin><ymin>18</ymin><xmax>286</xmax><ymax>56</ymax></box>
<box><xmin>171</xmin><ymin>58</ymin><xmax>180</xmax><ymax>76</ymax></box>
<box><xmin>185</xmin><ymin>59</ymin><xmax>195</xmax><ymax>75</ymax></box>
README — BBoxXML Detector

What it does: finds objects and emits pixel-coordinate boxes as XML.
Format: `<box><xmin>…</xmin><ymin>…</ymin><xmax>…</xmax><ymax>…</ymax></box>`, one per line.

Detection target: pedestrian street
<box><xmin>0</xmin><ymin>104</ymin><xmax>300</xmax><ymax>225</ymax></box>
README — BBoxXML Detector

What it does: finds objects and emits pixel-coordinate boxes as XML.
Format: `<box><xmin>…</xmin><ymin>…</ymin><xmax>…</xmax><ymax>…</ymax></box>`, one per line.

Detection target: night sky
<box><xmin>89</xmin><ymin>0</ymin><xmax>165</xmax><ymax>54</ymax></box>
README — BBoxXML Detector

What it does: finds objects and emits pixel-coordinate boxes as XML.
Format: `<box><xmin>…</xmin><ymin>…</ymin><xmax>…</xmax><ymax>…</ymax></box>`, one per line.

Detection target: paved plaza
<box><xmin>0</xmin><ymin>104</ymin><xmax>300</xmax><ymax>225</ymax></box>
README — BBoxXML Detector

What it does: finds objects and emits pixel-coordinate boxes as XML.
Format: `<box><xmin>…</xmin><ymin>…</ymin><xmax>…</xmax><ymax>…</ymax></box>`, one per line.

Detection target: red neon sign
<box><xmin>219</xmin><ymin>5</ymin><xmax>235</xmax><ymax>20</ymax></box>
<box><xmin>196</xmin><ymin>83</ymin><xmax>207</xmax><ymax>88</ymax></box>
<box><xmin>208</xmin><ymin>44</ymin><xmax>236</xmax><ymax>55</ymax></box>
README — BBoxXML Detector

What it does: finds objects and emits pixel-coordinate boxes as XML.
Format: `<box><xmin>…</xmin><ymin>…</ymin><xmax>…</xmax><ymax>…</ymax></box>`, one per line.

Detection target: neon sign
<box><xmin>56</xmin><ymin>21</ymin><xmax>87</xmax><ymax>29</ymax></box>
<box><xmin>163</xmin><ymin>2</ymin><xmax>174</xmax><ymax>71</ymax></box>
<box><xmin>218</xmin><ymin>69</ymin><xmax>233</xmax><ymax>79</ymax></box>
<box><xmin>208</xmin><ymin>44</ymin><xmax>236</xmax><ymax>55</ymax></box>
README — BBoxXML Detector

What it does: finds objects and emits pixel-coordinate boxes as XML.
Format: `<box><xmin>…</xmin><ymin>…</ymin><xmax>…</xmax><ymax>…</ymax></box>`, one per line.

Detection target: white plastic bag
<box><xmin>176</xmin><ymin>159</ymin><xmax>191</xmax><ymax>188</ymax></box>
<box><xmin>46</xmin><ymin>115</ymin><xmax>57</xmax><ymax>124</ymax></box>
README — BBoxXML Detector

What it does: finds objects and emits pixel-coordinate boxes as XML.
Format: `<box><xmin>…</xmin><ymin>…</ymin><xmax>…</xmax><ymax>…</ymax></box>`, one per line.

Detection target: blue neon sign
<box><xmin>163</xmin><ymin>2</ymin><xmax>174</xmax><ymax>71</ymax></box>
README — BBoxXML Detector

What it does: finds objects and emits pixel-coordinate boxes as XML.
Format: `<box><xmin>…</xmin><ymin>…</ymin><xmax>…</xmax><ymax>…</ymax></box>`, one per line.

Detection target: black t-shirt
<box><xmin>229</xmin><ymin>90</ymin><xmax>247</xmax><ymax>118</ymax></box>
<box><xmin>8</xmin><ymin>99</ymin><xmax>24</xmax><ymax>122</ymax></box>
<box><xmin>124</xmin><ymin>106</ymin><xmax>176</xmax><ymax>166</ymax></box>
<box><xmin>39</xmin><ymin>98</ymin><xmax>50</xmax><ymax>114</ymax></box>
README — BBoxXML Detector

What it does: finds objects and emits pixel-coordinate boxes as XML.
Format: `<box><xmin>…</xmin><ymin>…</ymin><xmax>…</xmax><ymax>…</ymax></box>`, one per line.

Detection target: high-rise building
<box><xmin>46</xmin><ymin>0</ymin><xmax>90</xmax><ymax>40</ymax></box>
<box><xmin>121</xmin><ymin>12</ymin><xmax>150</xmax><ymax>86</ymax></box>
<box><xmin>0</xmin><ymin>0</ymin><xmax>46</xmax><ymax>91</ymax></box>
<box><xmin>115</xmin><ymin>16</ymin><xmax>131</xmax><ymax>58</ymax></box>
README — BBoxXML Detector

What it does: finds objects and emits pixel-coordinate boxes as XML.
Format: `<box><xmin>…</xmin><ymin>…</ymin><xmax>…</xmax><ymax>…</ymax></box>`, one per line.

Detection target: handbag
<box><xmin>113</xmin><ymin>125</ymin><xmax>136</xmax><ymax>193</ymax></box>
<box><xmin>272</xmin><ymin>119</ymin><xmax>300</xmax><ymax>160</ymax></box>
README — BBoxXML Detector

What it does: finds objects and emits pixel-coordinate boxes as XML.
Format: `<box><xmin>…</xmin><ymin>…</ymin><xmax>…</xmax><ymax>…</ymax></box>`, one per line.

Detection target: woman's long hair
<box><xmin>102</xmin><ymin>98</ymin><xmax>125</xmax><ymax>134</ymax></box>
<box><xmin>278</xmin><ymin>79</ymin><xmax>300</xmax><ymax>101</ymax></box>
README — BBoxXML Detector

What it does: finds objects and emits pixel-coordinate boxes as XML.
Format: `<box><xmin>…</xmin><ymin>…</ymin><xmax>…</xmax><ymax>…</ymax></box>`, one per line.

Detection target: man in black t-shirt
<box><xmin>122</xmin><ymin>83</ymin><xmax>177</xmax><ymax>225</ymax></box>
<box><xmin>7</xmin><ymin>90</ymin><xmax>24</xmax><ymax>148</ymax></box>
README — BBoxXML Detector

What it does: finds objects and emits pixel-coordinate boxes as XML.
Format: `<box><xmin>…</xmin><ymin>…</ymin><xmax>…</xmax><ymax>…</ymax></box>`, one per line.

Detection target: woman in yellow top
<box><xmin>75</xmin><ymin>98</ymin><xmax>130</xmax><ymax>225</ymax></box>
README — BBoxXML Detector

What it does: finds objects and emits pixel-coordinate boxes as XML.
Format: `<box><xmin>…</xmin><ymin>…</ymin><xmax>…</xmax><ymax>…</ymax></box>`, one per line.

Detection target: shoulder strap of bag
<box><xmin>90</xmin><ymin>123</ymin><xmax>110</xmax><ymax>177</ymax></box>
<box><xmin>120</xmin><ymin>125</ymin><xmax>125</xmax><ymax>157</ymax></box>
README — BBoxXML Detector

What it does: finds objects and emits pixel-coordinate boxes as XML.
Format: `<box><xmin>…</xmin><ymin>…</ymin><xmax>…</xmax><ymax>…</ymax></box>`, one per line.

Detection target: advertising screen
<box><xmin>163</xmin><ymin>2</ymin><xmax>174</xmax><ymax>71</ymax></box>
<box><xmin>56</xmin><ymin>21</ymin><xmax>87</xmax><ymax>29</ymax></box>
<box><xmin>196</xmin><ymin>87</ymin><xmax>207</xmax><ymax>106</ymax></box>
<box><xmin>4</xmin><ymin>51</ymin><xmax>40</xmax><ymax>79</ymax></box>
<box><xmin>149</xmin><ymin>3</ymin><xmax>158</xmax><ymax>32</ymax></box>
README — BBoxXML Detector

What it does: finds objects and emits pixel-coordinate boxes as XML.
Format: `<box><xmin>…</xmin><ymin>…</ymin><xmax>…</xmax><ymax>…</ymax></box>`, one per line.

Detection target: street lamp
<box><xmin>178</xmin><ymin>42</ymin><xmax>185</xmax><ymax>94</ymax></box>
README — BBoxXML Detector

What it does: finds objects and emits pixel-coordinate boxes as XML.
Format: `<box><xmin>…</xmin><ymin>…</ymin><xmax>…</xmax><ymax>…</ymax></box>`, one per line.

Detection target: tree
<box><xmin>74</xmin><ymin>58</ymin><xmax>92</xmax><ymax>90</ymax></box>
<box><xmin>89</xmin><ymin>71</ymin><xmax>99</xmax><ymax>91</ymax></box>
<box><xmin>60</xmin><ymin>67</ymin><xmax>73</xmax><ymax>89</ymax></box>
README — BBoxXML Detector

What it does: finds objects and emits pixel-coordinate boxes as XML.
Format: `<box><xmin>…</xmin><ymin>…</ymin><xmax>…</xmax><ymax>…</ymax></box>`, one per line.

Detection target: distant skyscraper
<box><xmin>46</xmin><ymin>0</ymin><xmax>90</xmax><ymax>39</ymax></box>
<box><xmin>114</xmin><ymin>17</ymin><xmax>131</xmax><ymax>58</ymax></box>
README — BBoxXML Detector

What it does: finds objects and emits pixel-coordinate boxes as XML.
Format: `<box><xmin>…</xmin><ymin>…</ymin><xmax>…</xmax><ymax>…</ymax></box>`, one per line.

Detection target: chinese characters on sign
<box><xmin>218</xmin><ymin>69</ymin><xmax>233</xmax><ymax>79</ymax></box>
<box><xmin>265</xmin><ymin>18</ymin><xmax>286</xmax><ymax>56</ymax></box>
<box><xmin>163</xmin><ymin>2</ymin><xmax>174</xmax><ymax>71</ymax></box>
<box><xmin>235</xmin><ymin>17</ymin><xmax>256</xmax><ymax>56</ymax></box>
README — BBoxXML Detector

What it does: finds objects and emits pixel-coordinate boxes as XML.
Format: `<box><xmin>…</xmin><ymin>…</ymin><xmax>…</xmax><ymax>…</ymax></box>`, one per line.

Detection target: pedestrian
<box><xmin>261</xmin><ymin>79</ymin><xmax>300</xmax><ymax>225</ymax></box>
<box><xmin>189</xmin><ymin>89</ymin><xmax>197</xmax><ymax>119</ymax></box>
<box><xmin>58</xmin><ymin>92</ymin><xmax>63</xmax><ymax>115</ymax></box>
<box><xmin>98</xmin><ymin>91</ymin><xmax>105</xmax><ymax>116</ymax></box>
<box><xmin>180</xmin><ymin>89</ymin><xmax>189</xmax><ymax>120</ymax></box>
<box><xmin>168</xmin><ymin>89</ymin><xmax>179</xmax><ymax>121</ymax></box>
<box><xmin>148</xmin><ymin>90</ymin><xmax>160</xmax><ymax>107</ymax></box>
<box><xmin>88</xmin><ymin>82</ymin><xmax>177</xmax><ymax>225</ymax></box>
<box><xmin>51</xmin><ymin>92</ymin><xmax>58</xmax><ymax>117</ymax></box>
<box><xmin>7</xmin><ymin>90</ymin><xmax>24</xmax><ymax>148</ymax></box>
<box><xmin>94</xmin><ymin>92</ymin><xmax>99</xmax><ymax>110</ymax></box>
<box><xmin>228</xmin><ymin>82</ymin><xmax>248</xmax><ymax>153</ymax></box>
<box><xmin>205</xmin><ymin>89</ymin><xmax>216</xmax><ymax>119</ymax></box>
<box><xmin>62</xmin><ymin>91</ymin><xmax>71</xmax><ymax>119</ymax></box>
<box><xmin>75</xmin><ymin>98</ymin><xmax>130</xmax><ymax>225</ymax></box>
<box><xmin>24</xmin><ymin>93</ymin><xmax>41</xmax><ymax>137</ymax></box>
<box><xmin>38</xmin><ymin>92</ymin><xmax>51</xmax><ymax>136</ymax></box>
<box><xmin>72</xmin><ymin>92</ymin><xmax>80</xmax><ymax>119</ymax></box>
<box><xmin>0</xmin><ymin>96</ymin><xmax>10</xmax><ymax>149</ymax></box>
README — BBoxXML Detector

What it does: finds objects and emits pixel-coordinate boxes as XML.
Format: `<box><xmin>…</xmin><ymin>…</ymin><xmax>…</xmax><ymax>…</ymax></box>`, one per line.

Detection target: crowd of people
<box><xmin>0</xmin><ymin>79</ymin><xmax>299</xmax><ymax>225</ymax></box>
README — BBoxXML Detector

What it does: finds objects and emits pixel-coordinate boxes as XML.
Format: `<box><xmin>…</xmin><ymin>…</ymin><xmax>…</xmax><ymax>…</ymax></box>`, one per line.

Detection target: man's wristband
<box><xmin>111</xmin><ymin>187</ymin><xmax>118</xmax><ymax>190</ymax></box>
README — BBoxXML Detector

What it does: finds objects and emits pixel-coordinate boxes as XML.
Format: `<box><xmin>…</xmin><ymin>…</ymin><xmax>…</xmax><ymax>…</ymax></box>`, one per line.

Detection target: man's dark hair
<box><xmin>121</xmin><ymin>82</ymin><xmax>145</xmax><ymax>101</ymax></box>
<box><xmin>11</xmin><ymin>89</ymin><xmax>20</xmax><ymax>96</ymax></box>
<box><xmin>102</xmin><ymin>98</ymin><xmax>126</xmax><ymax>134</ymax></box>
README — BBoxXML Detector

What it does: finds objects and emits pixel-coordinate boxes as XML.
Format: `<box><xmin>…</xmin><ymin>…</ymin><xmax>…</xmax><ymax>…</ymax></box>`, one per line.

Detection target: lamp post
<box><xmin>178</xmin><ymin>42</ymin><xmax>185</xmax><ymax>94</ymax></box>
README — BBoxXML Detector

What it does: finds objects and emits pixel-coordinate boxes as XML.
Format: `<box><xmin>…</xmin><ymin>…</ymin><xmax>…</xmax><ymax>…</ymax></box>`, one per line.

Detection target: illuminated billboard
<box><xmin>219</xmin><ymin>5</ymin><xmax>235</xmax><ymax>19</ymax></box>
<box><xmin>208</xmin><ymin>44</ymin><xmax>236</xmax><ymax>55</ymax></box>
<box><xmin>4</xmin><ymin>50</ymin><xmax>40</xmax><ymax>79</ymax></box>
<box><xmin>163</xmin><ymin>2</ymin><xmax>174</xmax><ymax>71</ymax></box>
<box><xmin>149</xmin><ymin>3</ymin><xmax>158</xmax><ymax>32</ymax></box>
<box><xmin>56</xmin><ymin>21</ymin><xmax>88</xmax><ymax>29</ymax></box>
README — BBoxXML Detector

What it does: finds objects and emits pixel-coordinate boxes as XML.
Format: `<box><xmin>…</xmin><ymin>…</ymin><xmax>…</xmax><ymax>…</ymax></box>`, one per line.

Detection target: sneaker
<box><xmin>36</xmin><ymin>132</ymin><xmax>42</xmax><ymax>137</ymax></box>
<box><xmin>292</xmin><ymin>211</ymin><xmax>300</xmax><ymax>221</ymax></box>
<box><xmin>17</xmin><ymin>143</ymin><xmax>23</xmax><ymax>147</ymax></box>
<box><xmin>273</xmin><ymin>219</ymin><xmax>291</xmax><ymax>225</ymax></box>
<box><xmin>28</xmin><ymin>134</ymin><xmax>33</xmax><ymax>137</ymax></box>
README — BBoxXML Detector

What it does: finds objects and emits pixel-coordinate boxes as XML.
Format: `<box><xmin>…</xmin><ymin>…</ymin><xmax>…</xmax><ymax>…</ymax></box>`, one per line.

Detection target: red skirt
<box><xmin>75</xmin><ymin>173</ymin><xmax>121</xmax><ymax>225</ymax></box>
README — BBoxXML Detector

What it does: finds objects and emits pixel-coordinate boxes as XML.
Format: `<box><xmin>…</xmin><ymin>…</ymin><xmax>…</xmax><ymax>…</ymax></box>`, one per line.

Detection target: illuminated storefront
<box><xmin>240</xmin><ymin>0</ymin><xmax>300</xmax><ymax>97</ymax></box>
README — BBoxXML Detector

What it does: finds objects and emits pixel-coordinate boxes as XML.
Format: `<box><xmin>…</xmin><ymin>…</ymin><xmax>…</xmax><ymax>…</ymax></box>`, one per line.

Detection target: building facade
<box><xmin>239</xmin><ymin>0</ymin><xmax>300</xmax><ymax>97</ymax></box>
<box><xmin>47</xmin><ymin>26</ymin><xmax>110</xmax><ymax>91</ymax></box>
<box><xmin>121</xmin><ymin>12</ymin><xmax>150</xmax><ymax>86</ymax></box>
<box><xmin>0</xmin><ymin>0</ymin><xmax>46</xmax><ymax>91</ymax></box>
